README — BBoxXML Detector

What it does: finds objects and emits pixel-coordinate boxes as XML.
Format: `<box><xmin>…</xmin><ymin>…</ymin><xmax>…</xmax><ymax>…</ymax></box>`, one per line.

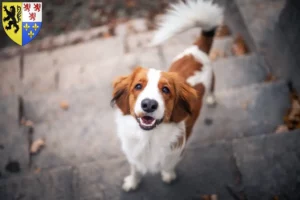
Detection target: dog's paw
<box><xmin>206</xmin><ymin>94</ymin><xmax>217</xmax><ymax>106</ymax></box>
<box><xmin>122</xmin><ymin>175</ymin><xmax>140</xmax><ymax>192</ymax></box>
<box><xmin>161</xmin><ymin>171</ymin><xmax>177</xmax><ymax>184</ymax></box>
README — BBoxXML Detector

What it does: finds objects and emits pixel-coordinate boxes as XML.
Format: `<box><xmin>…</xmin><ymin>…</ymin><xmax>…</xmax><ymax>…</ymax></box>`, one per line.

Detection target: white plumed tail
<box><xmin>149</xmin><ymin>0</ymin><xmax>224</xmax><ymax>47</ymax></box>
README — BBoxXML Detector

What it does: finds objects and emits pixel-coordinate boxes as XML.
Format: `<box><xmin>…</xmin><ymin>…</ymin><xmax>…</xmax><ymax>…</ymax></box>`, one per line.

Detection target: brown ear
<box><xmin>170</xmin><ymin>76</ymin><xmax>198</xmax><ymax>123</ymax></box>
<box><xmin>111</xmin><ymin>75</ymin><xmax>131</xmax><ymax>115</ymax></box>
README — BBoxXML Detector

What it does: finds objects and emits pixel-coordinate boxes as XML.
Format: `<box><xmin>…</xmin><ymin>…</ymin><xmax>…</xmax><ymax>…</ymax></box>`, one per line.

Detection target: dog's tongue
<box><xmin>141</xmin><ymin>116</ymin><xmax>155</xmax><ymax>125</ymax></box>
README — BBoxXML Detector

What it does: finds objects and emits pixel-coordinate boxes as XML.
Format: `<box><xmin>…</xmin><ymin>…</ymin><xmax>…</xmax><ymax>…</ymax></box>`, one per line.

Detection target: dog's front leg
<box><xmin>122</xmin><ymin>164</ymin><xmax>142</xmax><ymax>192</ymax></box>
<box><xmin>161</xmin><ymin>169</ymin><xmax>177</xmax><ymax>184</ymax></box>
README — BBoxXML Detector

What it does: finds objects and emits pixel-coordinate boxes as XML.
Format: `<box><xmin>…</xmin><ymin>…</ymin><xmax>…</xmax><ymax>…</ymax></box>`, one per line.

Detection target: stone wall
<box><xmin>272</xmin><ymin>0</ymin><xmax>300</xmax><ymax>92</ymax></box>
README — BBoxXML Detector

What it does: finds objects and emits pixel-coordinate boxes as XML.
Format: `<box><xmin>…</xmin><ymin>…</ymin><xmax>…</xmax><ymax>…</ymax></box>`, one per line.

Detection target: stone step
<box><xmin>215</xmin><ymin>0</ymin><xmax>256</xmax><ymax>52</ymax></box>
<box><xmin>213</xmin><ymin>53</ymin><xmax>268</xmax><ymax>91</ymax></box>
<box><xmin>21</xmin><ymin>36</ymin><xmax>125</xmax><ymax>95</ymax></box>
<box><xmin>0</xmin><ymin>96</ymin><xmax>29</xmax><ymax>178</ymax></box>
<box><xmin>21</xmin><ymin>42</ymin><xmax>163</xmax><ymax>95</ymax></box>
<box><xmin>0</xmin><ymin>166</ymin><xmax>77</xmax><ymax>200</ymax></box>
<box><xmin>234</xmin><ymin>0</ymin><xmax>300</xmax><ymax>94</ymax></box>
<box><xmin>23</xmin><ymin>56</ymin><xmax>268</xmax><ymax>127</ymax></box>
<box><xmin>162</xmin><ymin>35</ymin><xmax>236</xmax><ymax>67</ymax></box>
<box><xmin>76</xmin><ymin>129</ymin><xmax>300</xmax><ymax>200</ymax></box>
<box><xmin>232</xmin><ymin>129</ymin><xmax>300</xmax><ymax>200</ymax></box>
<box><xmin>209</xmin><ymin>36</ymin><xmax>235</xmax><ymax>61</ymax></box>
<box><xmin>190</xmin><ymin>80</ymin><xmax>290</xmax><ymax>145</ymax></box>
<box><xmin>76</xmin><ymin>143</ymin><xmax>236</xmax><ymax>200</ymax></box>
<box><xmin>22</xmin><ymin>80</ymin><xmax>289</xmax><ymax>170</ymax></box>
<box><xmin>0</xmin><ymin>57</ymin><xmax>21</xmax><ymax>97</ymax></box>
<box><xmin>1</xmin><ymin>129</ymin><xmax>299</xmax><ymax>200</ymax></box>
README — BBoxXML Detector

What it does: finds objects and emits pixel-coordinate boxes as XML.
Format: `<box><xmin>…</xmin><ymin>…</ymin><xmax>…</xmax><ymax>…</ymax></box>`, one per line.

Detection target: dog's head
<box><xmin>111</xmin><ymin>67</ymin><xmax>198</xmax><ymax>131</ymax></box>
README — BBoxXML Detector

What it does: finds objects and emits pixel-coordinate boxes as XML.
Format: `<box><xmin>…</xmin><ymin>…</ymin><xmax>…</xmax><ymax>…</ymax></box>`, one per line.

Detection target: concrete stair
<box><xmin>191</xmin><ymin>80</ymin><xmax>290</xmax><ymax>145</ymax></box>
<box><xmin>0</xmin><ymin>0</ymin><xmax>299</xmax><ymax>199</ymax></box>
<box><xmin>213</xmin><ymin>53</ymin><xmax>268</xmax><ymax>91</ymax></box>
<box><xmin>1</xmin><ymin>130</ymin><xmax>299</xmax><ymax>200</ymax></box>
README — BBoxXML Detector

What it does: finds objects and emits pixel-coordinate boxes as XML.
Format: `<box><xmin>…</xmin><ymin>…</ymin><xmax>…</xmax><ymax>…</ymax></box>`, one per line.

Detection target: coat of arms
<box><xmin>2</xmin><ymin>2</ymin><xmax>42</xmax><ymax>46</ymax></box>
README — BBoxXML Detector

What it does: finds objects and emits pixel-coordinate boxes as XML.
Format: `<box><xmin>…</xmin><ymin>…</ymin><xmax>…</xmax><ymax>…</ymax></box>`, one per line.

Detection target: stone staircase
<box><xmin>1</xmin><ymin>0</ymin><xmax>300</xmax><ymax>199</ymax></box>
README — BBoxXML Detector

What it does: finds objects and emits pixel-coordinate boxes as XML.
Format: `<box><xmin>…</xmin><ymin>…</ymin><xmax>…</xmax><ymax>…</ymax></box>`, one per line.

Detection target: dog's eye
<box><xmin>135</xmin><ymin>83</ymin><xmax>142</xmax><ymax>90</ymax></box>
<box><xmin>162</xmin><ymin>86</ymin><xmax>170</xmax><ymax>94</ymax></box>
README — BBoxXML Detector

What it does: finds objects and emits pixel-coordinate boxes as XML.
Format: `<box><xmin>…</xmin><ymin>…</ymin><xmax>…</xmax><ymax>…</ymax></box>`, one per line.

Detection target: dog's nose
<box><xmin>141</xmin><ymin>98</ymin><xmax>158</xmax><ymax>113</ymax></box>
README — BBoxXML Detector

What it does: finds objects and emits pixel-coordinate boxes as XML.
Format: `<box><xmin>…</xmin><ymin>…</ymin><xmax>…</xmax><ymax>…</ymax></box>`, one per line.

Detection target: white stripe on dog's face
<box><xmin>134</xmin><ymin>68</ymin><xmax>165</xmax><ymax>120</ymax></box>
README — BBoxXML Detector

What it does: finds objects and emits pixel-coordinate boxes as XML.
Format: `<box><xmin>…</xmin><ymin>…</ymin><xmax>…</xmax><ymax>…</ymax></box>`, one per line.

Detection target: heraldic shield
<box><xmin>2</xmin><ymin>2</ymin><xmax>42</xmax><ymax>46</ymax></box>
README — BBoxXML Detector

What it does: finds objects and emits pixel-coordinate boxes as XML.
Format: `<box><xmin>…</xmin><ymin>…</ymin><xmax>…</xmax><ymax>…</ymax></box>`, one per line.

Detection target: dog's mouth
<box><xmin>136</xmin><ymin>115</ymin><xmax>163</xmax><ymax>131</ymax></box>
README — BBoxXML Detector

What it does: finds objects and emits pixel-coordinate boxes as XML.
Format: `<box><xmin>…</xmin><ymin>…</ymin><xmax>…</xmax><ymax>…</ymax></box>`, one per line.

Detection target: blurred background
<box><xmin>0</xmin><ymin>0</ymin><xmax>300</xmax><ymax>199</ymax></box>
<box><xmin>0</xmin><ymin>0</ymin><xmax>173</xmax><ymax>49</ymax></box>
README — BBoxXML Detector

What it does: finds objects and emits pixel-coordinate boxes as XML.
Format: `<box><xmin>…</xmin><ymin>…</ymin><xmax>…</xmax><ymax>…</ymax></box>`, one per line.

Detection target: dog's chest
<box><xmin>115</xmin><ymin>110</ymin><xmax>185</xmax><ymax>173</ymax></box>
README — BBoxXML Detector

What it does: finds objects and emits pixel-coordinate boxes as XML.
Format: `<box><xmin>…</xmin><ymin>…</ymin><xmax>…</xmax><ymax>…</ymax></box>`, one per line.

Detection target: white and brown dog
<box><xmin>111</xmin><ymin>0</ymin><xmax>223</xmax><ymax>192</ymax></box>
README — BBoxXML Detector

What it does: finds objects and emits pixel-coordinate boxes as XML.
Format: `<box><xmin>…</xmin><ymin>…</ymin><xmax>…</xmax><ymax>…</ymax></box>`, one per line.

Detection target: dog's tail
<box><xmin>149</xmin><ymin>0</ymin><xmax>223</xmax><ymax>52</ymax></box>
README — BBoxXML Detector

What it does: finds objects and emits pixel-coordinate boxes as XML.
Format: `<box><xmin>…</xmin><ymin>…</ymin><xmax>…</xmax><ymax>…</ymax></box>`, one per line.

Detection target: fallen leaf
<box><xmin>34</xmin><ymin>167</ymin><xmax>41</xmax><ymax>174</ymax></box>
<box><xmin>265</xmin><ymin>73</ymin><xmax>277</xmax><ymax>82</ymax></box>
<box><xmin>273</xmin><ymin>196</ymin><xmax>279</xmax><ymax>200</ymax></box>
<box><xmin>126</xmin><ymin>22</ymin><xmax>138</xmax><ymax>34</ymax></box>
<box><xmin>283</xmin><ymin>88</ymin><xmax>300</xmax><ymax>130</ymax></box>
<box><xmin>103</xmin><ymin>32</ymin><xmax>111</xmax><ymax>38</ymax></box>
<box><xmin>211</xmin><ymin>194</ymin><xmax>218</xmax><ymax>200</ymax></box>
<box><xmin>215</xmin><ymin>24</ymin><xmax>231</xmax><ymax>38</ymax></box>
<box><xmin>25</xmin><ymin>120</ymin><xmax>34</xmax><ymax>127</ymax></box>
<box><xmin>201</xmin><ymin>195</ymin><xmax>211</xmax><ymax>200</ymax></box>
<box><xmin>20</xmin><ymin>117</ymin><xmax>34</xmax><ymax>127</ymax></box>
<box><xmin>60</xmin><ymin>101</ymin><xmax>69</xmax><ymax>110</ymax></box>
<box><xmin>20</xmin><ymin>117</ymin><xmax>27</xmax><ymax>125</ymax></box>
<box><xmin>275</xmin><ymin>125</ymin><xmax>289</xmax><ymax>134</ymax></box>
<box><xmin>209</xmin><ymin>50</ymin><xmax>219</xmax><ymax>61</ymax></box>
<box><xmin>231</xmin><ymin>34</ymin><xmax>249</xmax><ymax>56</ymax></box>
<box><xmin>125</xmin><ymin>0</ymin><xmax>136</xmax><ymax>7</ymax></box>
<box><xmin>30</xmin><ymin>139</ymin><xmax>45</xmax><ymax>154</ymax></box>
<box><xmin>209</xmin><ymin>49</ymin><xmax>225</xmax><ymax>61</ymax></box>
<box><xmin>241</xmin><ymin>101</ymin><xmax>249</xmax><ymax>110</ymax></box>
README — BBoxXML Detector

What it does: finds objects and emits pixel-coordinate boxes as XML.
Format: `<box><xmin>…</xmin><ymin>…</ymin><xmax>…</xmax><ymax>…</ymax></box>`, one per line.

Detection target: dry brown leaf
<box><xmin>283</xmin><ymin>89</ymin><xmax>300</xmax><ymax>130</ymax></box>
<box><xmin>232</xmin><ymin>34</ymin><xmax>249</xmax><ymax>56</ymax></box>
<box><xmin>20</xmin><ymin>117</ymin><xmax>27</xmax><ymax>125</ymax></box>
<box><xmin>209</xmin><ymin>49</ymin><xmax>225</xmax><ymax>61</ymax></box>
<box><xmin>273</xmin><ymin>196</ymin><xmax>279</xmax><ymax>200</ymax></box>
<box><xmin>241</xmin><ymin>101</ymin><xmax>249</xmax><ymax>110</ymax></box>
<box><xmin>215</xmin><ymin>24</ymin><xmax>231</xmax><ymax>38</ymax></box>
<box><xmin>60</xmin><ymin>101</ymin><xmax>69</xmax><ymax>110</ymax></box>
<box><xmin>103</xmin><ymin>32</ymin><xmax>111</xmax><ymax>38</ymax></box>
<box><xmin>21</xmin><ymin>117</ymin><xmax>34</xmax><ymax>127</ymax></box>
<box><xmin>25</xmin><ymin>120</ymin><xmax>34</xmax><ymax>127</ymax></box>
<box><xmin>201</xmin><ymin>195</ymin><xmax>211</xmax><ymax>200</ymax></box>
<box><xmin>210</xmin><ymin>194</ymin><xmax>218</xmax><ymax>200</ymax></box>
<box><xmin>126</xmin><ymin>22</ymin><xmax>137</xmax><ymax>34</ymax></box>
<box><xmin>265</xmin><ymin>73</ymin><xmax>277</xmax><ymax>82</ymax></box>
<box><xmin>34</xmin><ymin>167</ymin><xmax>41</xmax><ymax>174</ymax></box>
<box><xmin>126</xmin><ymin>0</ymin><xmax>136</xmax><ymax>7</ymax></box>
<box><xmin>30</xmin><ymin>139</ymin><xmax>45</xmax><ymax>154</ymax></box>
<box><xmin>275</xmin><ymin>125</ymin><xmax>289</xmax><ymax>134</ymax></box>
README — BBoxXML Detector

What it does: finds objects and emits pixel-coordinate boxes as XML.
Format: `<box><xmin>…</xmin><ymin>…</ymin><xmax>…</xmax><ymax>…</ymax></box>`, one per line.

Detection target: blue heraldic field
<box><xmin>22</xmin><ymin>22</ymin><xmax>42</xmax><ymax>46</ymax></box>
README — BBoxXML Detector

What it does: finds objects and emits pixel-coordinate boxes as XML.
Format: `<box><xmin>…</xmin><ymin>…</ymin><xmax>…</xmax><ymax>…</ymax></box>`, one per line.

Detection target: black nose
<box><xmin>141</xmin><ymin>98</ymin><xmax>158</xmax><ymax>113</ymax></box>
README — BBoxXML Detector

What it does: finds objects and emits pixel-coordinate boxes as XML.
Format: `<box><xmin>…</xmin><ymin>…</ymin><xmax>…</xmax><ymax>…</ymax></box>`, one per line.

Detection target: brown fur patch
<box><xmin>194</xmin><ymin>30</ymin><xmax>215</xmax><ymax>54</ymax></box>
<box><xmin>169</xmin><ymin>55</ymin><xmax>204</xmax><ymax>80</ymax></box>
<box><xmin>168</xmin><ymin>55</ymin><xmax>207</xmax><ymax>141</ymax></box>
<box><xmin>111</xmin><ymin>67</ymin><xmax>148</xmax><ymax>115</ymax></box>
<box><xmin>166</xmin><ymin>73</ymin><xmax>198</xmax><ymax>123</ymax></box>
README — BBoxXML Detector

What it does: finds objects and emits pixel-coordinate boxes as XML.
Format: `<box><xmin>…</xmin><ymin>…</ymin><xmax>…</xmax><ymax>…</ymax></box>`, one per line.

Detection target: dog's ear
<box><xmin>111</xmin><ymin>67</ymin><xmax>143</xmax><ymax>115</ymax></box>
<box><xmin>111</xmin><ymin>75</ymin><xmax>131</xmax><ymax>115</ymax></box>
<box><xmin>170</xmin><ymin>74</ymin><xmax>198</xmax><ymax>123</ymax></box>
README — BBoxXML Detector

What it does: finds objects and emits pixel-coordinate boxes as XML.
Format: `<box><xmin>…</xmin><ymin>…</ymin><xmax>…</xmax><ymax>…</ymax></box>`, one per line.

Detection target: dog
<box><xmin>111</xmin><ymin>0</ymin><xmax>223</xmax><ymax>192</ymax></box>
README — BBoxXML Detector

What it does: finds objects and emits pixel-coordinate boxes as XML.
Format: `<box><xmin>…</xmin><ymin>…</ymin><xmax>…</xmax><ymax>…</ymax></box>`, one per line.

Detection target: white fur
<box><xmin>134</xmin><ymin>68</ymin><xmax>165</xmax><ymax>120</ymax></box>
<box><xmin>150</xmin><ymin>0</ymin><xmax>224</xmax><ymax>46</ymax></box>
<box><xmin>115</xmin><ymin>109</ymin><xmax>186</xmax><ymax>191</ymax></box>
<box><xmin>173</xmin><ymin>45</ymin><xmax>210</xmax><ymax>64</ymax></box>
<box><xmin>178</xmin><ymin>45</ymin><xmax>216</xmax><ymax>105</ymax></box>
